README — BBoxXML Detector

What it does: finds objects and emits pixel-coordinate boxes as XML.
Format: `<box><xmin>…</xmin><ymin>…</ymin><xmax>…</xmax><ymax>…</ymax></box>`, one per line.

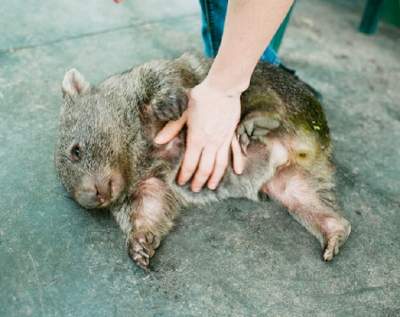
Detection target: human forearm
<box><xmin>155</xmin><ymin>0</ymin><xmax>293</xmax><ymax>192</ymax></box>
<box><xmin>206</xmin><ymin>0</ymin><xmax>293</xmax><ymax>94</ymax></box>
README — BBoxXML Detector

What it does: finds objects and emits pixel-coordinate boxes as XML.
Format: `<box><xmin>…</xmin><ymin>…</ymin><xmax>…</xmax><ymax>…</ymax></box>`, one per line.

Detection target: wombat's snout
<box><xmin>74</xmin><ymin>171</ymin><xmax>125</xmax><ymax>209</ymax></box>
<box><xmin>95</xmin><ymin>178</ymin><xmax>112</xmax><ymax>205</ymax></box>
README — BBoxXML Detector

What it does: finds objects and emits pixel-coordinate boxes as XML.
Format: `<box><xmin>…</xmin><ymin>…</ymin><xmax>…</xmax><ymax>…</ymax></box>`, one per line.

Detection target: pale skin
<box><xmin>115</xmin><ymin>0</ymin><xmax>294</xmax><ymax>192</ymax></box>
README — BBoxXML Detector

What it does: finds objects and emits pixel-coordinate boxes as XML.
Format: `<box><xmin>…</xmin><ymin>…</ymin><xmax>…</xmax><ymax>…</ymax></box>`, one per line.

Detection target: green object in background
<box><xmin>270</xmin><ymin>5</ymin><xmax>294</xmax><ymax>52</ymax></box>
<box><xmin>381</xmin><ymin>0</ymin><xmax>400</xmax><ymax>27</ymax></box>
<box><xmin>359</xmin><ymin>0</ymin><xmax>400</xmax><ymax>34</ymax></box>
<box><xmin>359</xmin><ymin>0</ymin><xmax>385</xmax><ymax>34</ymax></box>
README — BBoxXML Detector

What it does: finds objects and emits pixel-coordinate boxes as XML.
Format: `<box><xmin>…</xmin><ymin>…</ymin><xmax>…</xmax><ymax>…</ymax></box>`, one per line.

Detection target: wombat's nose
<box><xmin>95</xmin><ymin>180</ymin><xmax>112</xmax><ymax>204</ymax></box>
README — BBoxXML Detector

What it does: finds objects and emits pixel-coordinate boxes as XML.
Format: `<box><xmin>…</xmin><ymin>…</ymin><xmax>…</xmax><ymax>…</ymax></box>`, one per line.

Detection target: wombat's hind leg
<box><xmin>263</xmin><ymin>167</ymin><xmax>351</xmax><ymax>261</ymax></box>
<box><xmin>127</xmin><ymin>177</ymin><xmax>181</xmax><ymax>270</ymax></box>
<box><xmin>237</xmin><ymin>111</ymin><xmax>280</xmax><ymax>154</ymax></box>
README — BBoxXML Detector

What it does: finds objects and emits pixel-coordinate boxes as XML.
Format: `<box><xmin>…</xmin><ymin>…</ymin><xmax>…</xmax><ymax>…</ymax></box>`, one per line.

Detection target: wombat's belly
<box><xmin>166</xmin><ymin>136</ymin><xmax>289</xmax><ymax>205</ymax></box>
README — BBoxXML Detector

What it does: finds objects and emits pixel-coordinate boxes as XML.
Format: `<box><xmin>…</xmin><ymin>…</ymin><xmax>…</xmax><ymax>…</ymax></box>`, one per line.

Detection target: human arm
<box><xmin>155</xmin><ymin>0</ymin><xmax>293</xmax><ymax>192</ymax></box>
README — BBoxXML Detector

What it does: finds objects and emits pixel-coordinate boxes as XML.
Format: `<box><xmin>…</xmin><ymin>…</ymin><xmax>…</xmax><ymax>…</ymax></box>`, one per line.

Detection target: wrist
<box><xmin>203</xmin><ymin>72</ymin><xmax>250</xmax><ymax>97</ymax></box>
<box><xmin>205</xmin><ymin>58</ymin><xmax>252</xmax><ymax>96</ymax></box>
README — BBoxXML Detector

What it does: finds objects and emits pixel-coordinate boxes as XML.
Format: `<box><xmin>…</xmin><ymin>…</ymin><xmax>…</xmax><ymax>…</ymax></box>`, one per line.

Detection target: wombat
<box><xmin>55</xmin><ymin>53</ymin><xmax>351</xmax><ymax>270</ymax></box>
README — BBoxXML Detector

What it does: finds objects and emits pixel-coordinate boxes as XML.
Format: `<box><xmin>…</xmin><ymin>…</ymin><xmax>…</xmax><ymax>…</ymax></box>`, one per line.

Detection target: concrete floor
<box><xmin>1</xmin><ymin>0</ymin><xmax>399</xmax><ymax>316</ymax></box>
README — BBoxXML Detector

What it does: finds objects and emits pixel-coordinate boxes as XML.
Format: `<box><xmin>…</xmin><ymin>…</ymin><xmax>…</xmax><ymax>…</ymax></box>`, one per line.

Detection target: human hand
<box><xmin>154</xmin><ymin>79</ymin><xmax>245</xmax><ymax>192</ymax></box>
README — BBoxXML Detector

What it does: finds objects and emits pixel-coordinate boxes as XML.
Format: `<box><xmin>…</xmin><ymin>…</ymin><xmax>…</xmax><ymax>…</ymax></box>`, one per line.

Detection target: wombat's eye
<box><xmin>70</xmin><ymin>144</ymin><xmax>82</xmax><ymax>162</ymax></box>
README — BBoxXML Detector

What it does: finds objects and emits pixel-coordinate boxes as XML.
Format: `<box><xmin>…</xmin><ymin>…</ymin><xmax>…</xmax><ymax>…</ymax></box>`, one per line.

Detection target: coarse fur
<box><xmin>55</xmin><ymin>53</ymin><xmax>351</xmax><ymax>270</ymax></box>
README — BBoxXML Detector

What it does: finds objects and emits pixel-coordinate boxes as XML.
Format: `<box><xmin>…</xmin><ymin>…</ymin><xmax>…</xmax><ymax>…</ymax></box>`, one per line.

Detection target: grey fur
<box><xmin>55</xmin><ymin>53</ymin><xmax>351</xmax><ymax>269</ymax></box>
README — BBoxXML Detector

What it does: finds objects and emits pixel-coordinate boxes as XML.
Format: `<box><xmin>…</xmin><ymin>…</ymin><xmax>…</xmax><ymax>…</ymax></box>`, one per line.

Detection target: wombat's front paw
<box><xmin>237</xmin><ymin>111</ymin><xmax>281</xmax><ymax>154</ymax></box>
<box><xmin>151</xmin><ymin>87</ymin><xmax>188</xmax><ymax>121</ymax></box>
<box><xmin>127</xmin><ymin>231</ymin><xmax>161</xmax><ymax>270</ymax></box>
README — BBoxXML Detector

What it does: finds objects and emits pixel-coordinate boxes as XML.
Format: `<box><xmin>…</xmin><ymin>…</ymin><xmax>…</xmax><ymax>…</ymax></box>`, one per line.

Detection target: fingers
<box><xmin>180</xmin><ymin>135</ymin><xmax>245</xmax><ymax>192</ymax></box>
<box><xmin>190</xmin><ymin>148</ymin><xmax>217</xmax><ymax>192</ymax></box>
<box><xmin>207</xmin><ymin>142</ymin><xmax>230</xmax><ymax>190</ymax></box>
<box><xmin>178</xmin><ymin>138</ymin><xmax>203</xmax><ymax>186</ymax></box>
<box><xmin>231</xmin><ymin>136</ymin><xmax>245</xmax><ymax>175</ymax></box>
<box><xmin>154</xmin><ymin>111</ymin><xmax>187</xmax><ymax>144</ymax></box>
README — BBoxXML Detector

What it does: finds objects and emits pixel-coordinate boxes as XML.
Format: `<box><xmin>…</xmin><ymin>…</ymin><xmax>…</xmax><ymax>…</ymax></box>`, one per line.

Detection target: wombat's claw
<box><xmin>323</xmin><ymin>235</ymin><xmax>340</xmax><ymax>261</ymax></box>
<box><xmin>238</xmin><ymin>133</ymin><xmax>250</xmax><ymax>155</ymax></box>
<box><xmin>323</xmin><ymin>230</ymin><xmax>349</xmax><ymax>261</ymax></box>
<box><xmin>128</xmin><ymin>232</ymin><xmax>160</xmax><ymax>270</ymax></box>
<box><xmin>322</xmin><ymin>218</ymin><xmax>351</xmax><ymax>261</ymax></box>
<box><xmin>237</xmin><ymin>112</ymin><xmax>280</xmax><ymax>154</ymax></box>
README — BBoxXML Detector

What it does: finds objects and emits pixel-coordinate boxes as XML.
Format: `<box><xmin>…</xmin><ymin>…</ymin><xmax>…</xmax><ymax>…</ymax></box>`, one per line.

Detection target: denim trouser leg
<box><xmin>199</xmin><ymin>0</ymin><xmax>281</xmax><ymax>65</ymax></box>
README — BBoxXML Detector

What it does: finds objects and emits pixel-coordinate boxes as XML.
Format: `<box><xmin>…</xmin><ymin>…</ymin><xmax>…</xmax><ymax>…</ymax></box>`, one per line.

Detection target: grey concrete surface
<box><xmin>0</xmin><ymin>0</ymin><xmax>399</xmax><ymax>316</ymax></box>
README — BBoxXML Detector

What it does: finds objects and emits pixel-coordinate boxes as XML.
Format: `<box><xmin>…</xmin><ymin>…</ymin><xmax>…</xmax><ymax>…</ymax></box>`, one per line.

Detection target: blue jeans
<box><xmin>199</xmin><ymin>0</ymin><xmax>281</xmax><ymax>65</ymax></box>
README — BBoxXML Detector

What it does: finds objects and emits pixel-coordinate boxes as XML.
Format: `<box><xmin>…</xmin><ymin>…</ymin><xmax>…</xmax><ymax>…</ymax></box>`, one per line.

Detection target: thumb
<box><xmin>154</xmin><ymin>111</ymin><xmax>188</xmax><ymax>144</ymax></box>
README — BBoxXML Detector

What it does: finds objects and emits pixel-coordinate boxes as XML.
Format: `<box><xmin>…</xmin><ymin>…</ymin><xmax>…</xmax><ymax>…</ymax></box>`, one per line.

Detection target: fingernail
<box><xmin>208</xmin><ymin>183</ymin><xmax>216</xmax><ymax>190</ymax></box>
<box><xmin>237</xmin><ymin>165</ymin><xmax>245</xmax><ymax>175</ymax></box>
<box><xmin>154</xmin><ymin>135</ymin><xmax>163</xmax><ymax>144</ymax></box>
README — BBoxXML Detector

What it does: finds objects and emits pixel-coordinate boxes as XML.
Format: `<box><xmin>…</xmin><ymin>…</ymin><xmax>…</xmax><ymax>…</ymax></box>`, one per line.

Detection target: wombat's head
<box><xmin>55</xmin><ymin>69</ymin><xmax>134</xmax><ymax>209</ymax></box>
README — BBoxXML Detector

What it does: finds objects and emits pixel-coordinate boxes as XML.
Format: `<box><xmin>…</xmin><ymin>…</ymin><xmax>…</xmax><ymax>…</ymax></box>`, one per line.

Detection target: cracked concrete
<box><xmin>0</xmin><ymin>0</ymin><xmax>399</xmax><ymax>316</ymax></box>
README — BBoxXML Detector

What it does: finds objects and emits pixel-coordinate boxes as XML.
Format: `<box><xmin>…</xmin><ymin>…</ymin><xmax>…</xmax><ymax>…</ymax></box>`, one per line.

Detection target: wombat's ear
<box><xmin>62</xmin><ymin>68</ymin><xmax>90</xmax><ymax>97</ymax></box>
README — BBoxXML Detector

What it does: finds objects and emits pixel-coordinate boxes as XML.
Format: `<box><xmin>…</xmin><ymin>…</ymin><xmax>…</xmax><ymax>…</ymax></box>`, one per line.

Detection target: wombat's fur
<box><xmin>55</xmin><ymin>53</ymin><xmax>351</xmax><ymax>270</ymax></box>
